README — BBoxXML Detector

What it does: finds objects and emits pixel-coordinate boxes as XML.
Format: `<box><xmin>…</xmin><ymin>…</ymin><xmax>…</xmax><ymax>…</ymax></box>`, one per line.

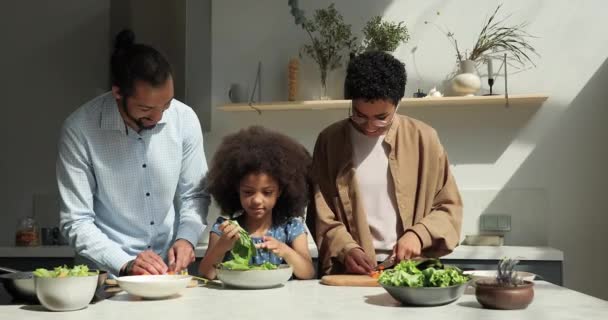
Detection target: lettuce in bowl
<box><xmin>378</xmin><ymin>259</ymin><xmax>470</xmax><ymax>287</ymax></box>
<box><xmin>33</xmin><ymin>265</ymin><xmax>98</xmax><ymax>278</ymax></box>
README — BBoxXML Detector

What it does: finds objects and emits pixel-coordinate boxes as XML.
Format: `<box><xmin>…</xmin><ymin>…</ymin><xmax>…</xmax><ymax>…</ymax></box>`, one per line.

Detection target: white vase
<box><xmin>451</xmin><ymin>60</ymin><xmax>481</xmax><ymax>96</ymax></box>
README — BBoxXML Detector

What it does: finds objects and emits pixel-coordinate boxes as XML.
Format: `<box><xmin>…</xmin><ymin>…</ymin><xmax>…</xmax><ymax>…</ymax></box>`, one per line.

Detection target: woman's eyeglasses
<box><xmin>349</xmin><ymin>103</ymin><xmax>399</xmax><ymax>128</ymax></box>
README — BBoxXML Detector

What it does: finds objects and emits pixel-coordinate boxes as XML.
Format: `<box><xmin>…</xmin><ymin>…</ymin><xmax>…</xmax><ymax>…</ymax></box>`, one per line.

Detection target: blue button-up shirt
<box><xmin>57</xmin><ymin>92</ymin><xmax>209</xmax><ymax>275</ymax></box>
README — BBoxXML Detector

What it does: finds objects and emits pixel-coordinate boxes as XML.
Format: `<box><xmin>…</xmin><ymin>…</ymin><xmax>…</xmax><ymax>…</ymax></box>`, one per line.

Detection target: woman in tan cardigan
<box><xmin>309</xmin><ymin>51</ymin><xmax>463</xmax><ymax>275</ymax></box>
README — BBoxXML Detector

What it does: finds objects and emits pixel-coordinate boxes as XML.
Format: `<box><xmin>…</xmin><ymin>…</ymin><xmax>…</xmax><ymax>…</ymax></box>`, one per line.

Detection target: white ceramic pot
<box><xmin>452</xmin><ymin>60</ymin><xmax>481</xmax><ymax>96</ymax></box>
<box><xmin>35</xmin><ymin>274</ymin><xmax>98</xmax><ymax>311</ymax></box>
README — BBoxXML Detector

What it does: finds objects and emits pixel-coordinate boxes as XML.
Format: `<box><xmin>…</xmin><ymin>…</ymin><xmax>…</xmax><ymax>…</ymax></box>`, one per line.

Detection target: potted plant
<box><xmin>425</xmin><ymin>5</ymin><xmax>539</xmax><ymax>96</ymax></box>
<box><xmin>288</xmin><ymin>2</ymin><xmax>358</xmax><ymax>99</ymax></box>
<box><xmin>361</xmin><ymin>16</ymin><xmax>410</xmax><ymax>53</ymax></box>
<box><xmin>475</xmin><ymin>258</ymin><xmax>535</xmax><ymax>310</ymax></box>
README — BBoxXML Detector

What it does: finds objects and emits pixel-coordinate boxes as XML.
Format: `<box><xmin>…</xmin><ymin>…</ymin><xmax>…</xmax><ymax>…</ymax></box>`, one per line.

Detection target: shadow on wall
<box><xmin>489</xmin><ymin>57</ymin><xmax>608</xmax><ymax>299</ymax></box>
<box><xmin>0</xmin><ymin>2</ymin><xmax>110</xmax><ymax>246</ymax></box>
<box><xmin>404</xmin><ymin>103</ymin><xmax>542</xmax><ymax>165</ymax></box>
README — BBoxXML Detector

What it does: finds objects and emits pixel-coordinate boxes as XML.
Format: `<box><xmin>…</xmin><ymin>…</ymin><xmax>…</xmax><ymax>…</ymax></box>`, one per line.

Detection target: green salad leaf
<box><xmin>249</xmin><ymin>262</ymin><xmax>278</xmax><ymax>270</ymax></box>
<box><xmin>219</xmin><ymin>220</ymin><xmax>279</xmax><ymax>271</ymax></box>
<box><xmin>378</xmin><ymin>259</ymin><xmax>470</xmax><ymax>287</ymax></box>
<box><xmin>33</xmin><ymin>265</ymin><xmax>98</xmax><ymax>278</ymax></box>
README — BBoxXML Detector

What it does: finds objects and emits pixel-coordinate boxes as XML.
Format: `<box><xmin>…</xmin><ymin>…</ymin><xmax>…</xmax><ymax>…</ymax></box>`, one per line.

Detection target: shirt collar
<box><xmin>100</xmin><ymin>95</ymin><xmax>124</xmax><ymax>131</ymax></box>
<box><xmin>383</xmin><ymin>114</ymin><xmax>401</xmax><ymax>147</ymax></box>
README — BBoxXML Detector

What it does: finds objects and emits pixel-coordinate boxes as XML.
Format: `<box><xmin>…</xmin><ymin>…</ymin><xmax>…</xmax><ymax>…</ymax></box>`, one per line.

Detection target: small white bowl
<box><xmin>464</xmin><ymin>270</ymin><xmax>536</xmax><ymax>287</ymax></box>
<box><xmin>35</xmin><ymin>274</ymin><xmax>99</xmax><ymax>311</ymax></box>
<box><xmin>216</xmin><ymin>265</ymin><xmax>293</xmax><ymax>289</ymax></box>
<box><xmin>117</xmin><ymin>275</ymin><xmax>191</xmax><ymax>299</ymax></box>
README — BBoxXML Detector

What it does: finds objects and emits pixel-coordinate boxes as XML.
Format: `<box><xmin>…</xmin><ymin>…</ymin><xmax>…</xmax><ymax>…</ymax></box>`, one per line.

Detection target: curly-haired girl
<box><xmin>198</xmin><ymin>126</ymin><xmax>315</xmax><ymax>280</ymax></box>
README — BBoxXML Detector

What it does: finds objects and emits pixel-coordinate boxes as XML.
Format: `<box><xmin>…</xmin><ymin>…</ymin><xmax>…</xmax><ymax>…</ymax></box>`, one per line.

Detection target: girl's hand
<box><xmin>255</xmin><ymin>236</ymin><xmax>289</xmax><ymax>258</ymax></box>
<box><xmin>216</xmin><ymin>220</ymin><xmax>240</xmax><ymax>252</ymax></box>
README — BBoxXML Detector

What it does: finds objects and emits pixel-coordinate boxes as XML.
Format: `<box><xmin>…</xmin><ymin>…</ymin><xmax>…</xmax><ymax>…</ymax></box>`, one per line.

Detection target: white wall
<box><xmin>0</xmin><ymin>1</ymin><xmax>111</xmax><ymax>244</ymax></box>
<box><xmin>203</xmin><ymin>0</ymin><xmax>608</xmax><ymax>299</ymax></box>
<box><xmin>110</xmin><ymin>0</ymin><xmax>187</xmax><ymax>101</ymax></box>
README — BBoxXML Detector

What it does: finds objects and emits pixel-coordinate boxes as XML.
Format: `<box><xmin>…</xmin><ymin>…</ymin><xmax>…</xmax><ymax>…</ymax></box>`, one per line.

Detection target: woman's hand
<box><xmin>393</xmin><ymin>231</ymin><xmax>422</xmax><ymax>261</ymax></box>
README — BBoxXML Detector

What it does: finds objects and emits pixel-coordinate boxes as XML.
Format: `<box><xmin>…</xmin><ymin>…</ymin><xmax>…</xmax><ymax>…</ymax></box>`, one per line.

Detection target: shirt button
<box><xmin>138</xmin><ymin>137</ymin><xmax>142</xmax><ymax>140</ymax></box>
<box><xmin>142</xmin><ymin>164</ymin><xmax>147</xmax><ymax>168</ymax></box>
<box><xmin>147</xmin><ymin>245</ymin><xmax>151</xmax><ymax>249</ymax></box>
<box><xmin>146</xmin><ymin>192</ymin><xmax>150</xmax><ymax>196</ymax></box>
<box><xmin>150</xmin><ymin>221</ymin><xmax>155</xmax><ymax>225</ymax></box>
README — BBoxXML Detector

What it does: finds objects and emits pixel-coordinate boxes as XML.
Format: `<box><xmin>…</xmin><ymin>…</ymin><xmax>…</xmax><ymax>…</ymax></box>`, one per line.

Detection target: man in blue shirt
<box><xmin>57</xmin><ymin>29</ymin><xmax>209</xmax><ymax>276</ymax></box>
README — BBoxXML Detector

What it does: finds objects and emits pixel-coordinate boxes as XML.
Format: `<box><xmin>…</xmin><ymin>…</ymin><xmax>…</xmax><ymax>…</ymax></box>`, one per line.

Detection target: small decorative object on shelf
<box><xmin>413</xmin><ymin>88</ymin><xmax>427</xmax><ymax>98</ymax></box>
<box><xmin>246</xmin><ymin>61</ymin><xmax>263</xmax><ymax>114</ymax></box>
<box><xmin>228</xmin><ymin>83</ymin><xmax>247</xmax><ymax>103</ymax></box>
<box><xmin>452</xmin><ymin>59</ymin><xmax>481</xmax><ymax>96</ymax></box>
<box><xmin>484</xmin><ymin>57</ymin><xmax>498</xmax><ymax>96</ymax></box>
<box><xmin>425</xmin><ymin>87</ymin><xmax>443</xmax><ymax>98</ymax></box>
<box><xmin>288</xmin><ymin>57</ymin><xmax>299</xmax><ymax>101</ymax></box>
<box><xmin>475</xmin><ymin>257</ymin><xmax>535</xmax><ymax>310</ymax></box>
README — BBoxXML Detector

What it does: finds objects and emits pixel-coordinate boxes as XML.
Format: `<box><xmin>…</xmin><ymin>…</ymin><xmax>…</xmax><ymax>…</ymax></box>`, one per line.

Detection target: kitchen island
<box><xmin>0</xmin><ymin>245</ymin><xmax>565</xmax><ymax>286</ymax></box>
<box><xmin>0</xmin><ymin>280</ymin><xmax>606</xmax><ymax>319</ymax></box>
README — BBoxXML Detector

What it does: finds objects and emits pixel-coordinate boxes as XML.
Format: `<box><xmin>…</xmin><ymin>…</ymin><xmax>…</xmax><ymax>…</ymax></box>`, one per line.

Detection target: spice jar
<box><xmin>15</xmin><ymin>216</ymin><xmax>40</xmax><ymax>246</ymax></box>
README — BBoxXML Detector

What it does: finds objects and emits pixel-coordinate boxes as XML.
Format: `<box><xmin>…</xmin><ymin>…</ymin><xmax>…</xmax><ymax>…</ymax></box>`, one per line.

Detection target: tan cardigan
<box><xmin>309</xmin><ymin>115</ymin><xmax>463</xmax><ymax>275</ymax></box>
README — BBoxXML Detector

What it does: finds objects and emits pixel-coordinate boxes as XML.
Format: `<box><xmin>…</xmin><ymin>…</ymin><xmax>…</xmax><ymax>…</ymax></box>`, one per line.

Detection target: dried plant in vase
<box><xmin>475</xmin><ymin>258</ymin><xmax>535</xmax><ymax>310</ymax></box>
<box><xmin>425</xmin><ymin>5</ymin><xmax>539</xmax><ymax>68</ymax></box>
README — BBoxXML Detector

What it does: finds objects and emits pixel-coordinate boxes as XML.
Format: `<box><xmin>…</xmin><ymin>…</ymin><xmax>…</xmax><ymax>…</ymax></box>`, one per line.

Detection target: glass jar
<box><xmin>15</xmin><ymin>216</ymin><xmax>40</xmax><ymax>246</ymax></box>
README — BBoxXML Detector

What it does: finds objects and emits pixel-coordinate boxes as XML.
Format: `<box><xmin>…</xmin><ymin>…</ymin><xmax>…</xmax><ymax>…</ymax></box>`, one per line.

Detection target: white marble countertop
<box><xmin>0</xmin><ymin>245</ymin><xmax>563</xmax><ymax>261</ymax></box>
<box><xmin>0</xmin><ymin>280</ymin><xmax>606</xmax><ymax>319</ymax></box>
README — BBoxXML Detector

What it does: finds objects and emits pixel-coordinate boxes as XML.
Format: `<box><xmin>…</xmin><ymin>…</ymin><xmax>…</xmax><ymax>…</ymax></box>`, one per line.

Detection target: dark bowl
<box><xmin>475</xmin><ymin>280</ymin><xmax>534</xmax><ymax>310</ymax></box>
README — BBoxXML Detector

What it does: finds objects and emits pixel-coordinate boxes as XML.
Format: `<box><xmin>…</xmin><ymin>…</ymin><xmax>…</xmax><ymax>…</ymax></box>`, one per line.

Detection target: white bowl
<box><xmin>464</xmin><ymin>270</ymin><xmax>536</xmax><ymax>287</ymax></box>
<box><xmin>216</xmin><ymin>265</ymin><xmax>293</xmax><ymax>289</ymax></box>
<box><xmin>117</xmin><ymin>275</ymin><xmax>191</xmax><ymax>299</ymax></box>
<box><xmin>35</xmin><ymin>274</ymin><xmax>99</xmax><ymax>311</ymax></box>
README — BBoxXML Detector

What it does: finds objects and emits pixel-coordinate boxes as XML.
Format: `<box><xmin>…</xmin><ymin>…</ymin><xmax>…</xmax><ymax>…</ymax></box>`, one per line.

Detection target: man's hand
<box><xmin>344</xmin><ymin>247</ymin><xmax>374</xmax><ymax>274</ymax></box>
<box><xmin>168</xmin><ymin>239</ymin><xmax>195</xmax><ymax>273</ymax></box>
<box><xmin>128</xmin><ymin>250</ymin><xmax>168</xmax><ymax>275</ymax></box>
<box><xmin>255</xmin><ymin>236</ymin><xmax>290</xmax><ymax>258</ymax></box>
<box><xmin>393</xmin><ymin>231</ymin><xmax>422</xmax><ymax>262</ymax></box>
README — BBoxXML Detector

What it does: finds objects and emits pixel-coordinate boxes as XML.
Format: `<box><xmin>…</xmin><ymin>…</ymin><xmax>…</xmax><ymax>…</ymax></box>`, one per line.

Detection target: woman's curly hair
<box><xmin>344</xmin><ymin>51</ymin><xmax>407</xmax><ymax>105</ymax></box>
<box><xmin>206</xmin><ymin>126</ymin><xmax>312</xmax><ymax>225</ymax></box>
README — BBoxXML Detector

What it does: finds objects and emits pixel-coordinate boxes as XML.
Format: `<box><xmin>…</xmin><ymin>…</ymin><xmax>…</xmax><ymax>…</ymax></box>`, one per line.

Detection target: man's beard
<box><xmin>122</xmin><ymin>99</ymin><xmax>156</xmax><ymax>130</ymax></box>
<box><xmin>134</xmin><ymin>117</ymin><xmax>156</xmax><ymax>130</ymax></box>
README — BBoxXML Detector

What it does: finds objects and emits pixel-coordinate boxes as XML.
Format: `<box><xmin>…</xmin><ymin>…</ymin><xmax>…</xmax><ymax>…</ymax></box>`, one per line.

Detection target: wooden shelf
<box><xmin>218</xmin><ymin>94</ymin><xmax>548</xmax><ymax>112</ymax></box>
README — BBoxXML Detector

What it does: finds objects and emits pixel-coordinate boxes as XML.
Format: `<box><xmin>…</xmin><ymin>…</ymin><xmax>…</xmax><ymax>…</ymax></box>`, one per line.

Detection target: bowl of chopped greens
<box><xmin>216</xmin><ymin>263</ymin><xmax>293</xmax><ymax>289</ymax></box>
<box><xmin>33</xmin><ymin>265</ymin><xmax>99</xmax><ymax>311</ymax></box>
<box><xmin>378</xmin><ymin>259</ymin><xmax>471</xmax><ymax>306</ymax></box>
<box><xmin>214</xmin><ymin>220</ymin><xmax>293</xmax><ymax>289</ymax></box>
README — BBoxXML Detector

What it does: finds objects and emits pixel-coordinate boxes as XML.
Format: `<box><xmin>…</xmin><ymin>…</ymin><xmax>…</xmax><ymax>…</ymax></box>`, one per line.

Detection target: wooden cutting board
<box><xmin>320</xmin><ymin>275</ymin><xmax>380</xmax><ymax>287</ymax></box>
